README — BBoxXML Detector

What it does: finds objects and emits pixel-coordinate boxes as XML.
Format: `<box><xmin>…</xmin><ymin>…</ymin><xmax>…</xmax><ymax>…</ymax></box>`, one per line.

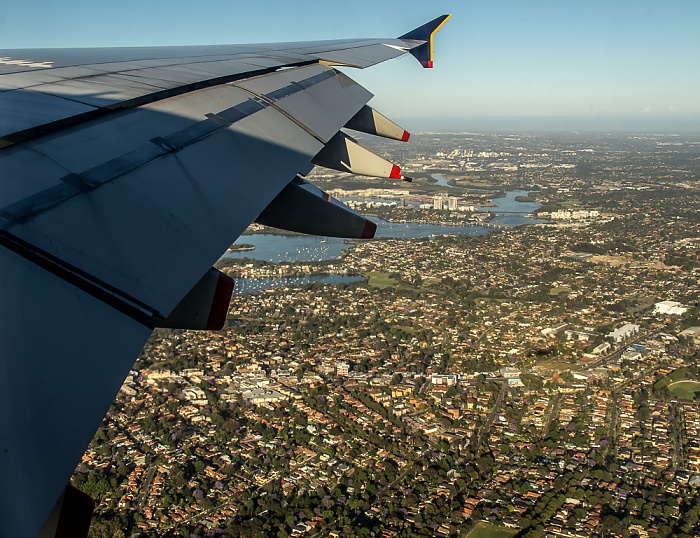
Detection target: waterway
<box><xmin>223</xmin><ymin>190</ymin><xmax>543</xmax><ymax>264</ymax></box>
<box><xmin>482</xmin><ymin>190</ymin><xmax>541</xmax><ymax>214</ymax></box>
<box><xmin>483</xmin><ymin>190</ymin><xmax>543</xmax><ymax>227</ymax></box>
<box><xmin>426</xmin><ymin>179</ymin><xmax>541</xmax><ymax>226</ymax></box>
<box><xmin>431</xmin><ymin>173</ymin><xmax>457</xmax><ymax>189</ymax></box>
<box><xmin>223</xmin><ymin>189</ymin><xmax>543</xmax><ymax>293</ymax></box>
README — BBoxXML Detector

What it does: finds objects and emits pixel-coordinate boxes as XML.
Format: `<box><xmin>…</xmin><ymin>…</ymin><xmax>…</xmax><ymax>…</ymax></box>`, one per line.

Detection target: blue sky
<box><xmin>2</xmin><ymin>0</ymin><xmax>699</xmax><ymax>131</ymax></box>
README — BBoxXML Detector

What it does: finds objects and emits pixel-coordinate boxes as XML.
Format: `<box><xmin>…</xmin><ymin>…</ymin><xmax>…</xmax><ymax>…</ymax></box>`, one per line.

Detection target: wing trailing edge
<box><xmin>39</xmin><ymin>484</ymin><xmax>94</xmax><ymax>538</ymax></box>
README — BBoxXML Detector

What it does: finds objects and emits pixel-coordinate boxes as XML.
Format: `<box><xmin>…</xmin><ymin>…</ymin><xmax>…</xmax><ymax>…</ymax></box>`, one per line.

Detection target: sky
<box><xmin>2</xmin><ymin>0</ymin><xmax>699</xmax><ymax>132</ymax></box>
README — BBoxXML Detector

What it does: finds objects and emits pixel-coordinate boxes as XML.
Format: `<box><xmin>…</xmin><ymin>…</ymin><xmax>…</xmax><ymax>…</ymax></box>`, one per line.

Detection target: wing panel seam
<box><xmin>0</xmin><ymin>230</ymin><xmax>156</xmax><ymax>327</ymax></box>
<box><xmin>1</xmin><ymin>97</ymin><xmax>271</xmax><ymax>225</ymax></box>
<box><xmin>0</xmin><ymin>60</ymin><xmax>318</xmax><ymax>149</ymax></box>
<box><xmin>232</xmin><ymin>70</ymin><xmax>339</xmax><ymax>144</ymax></box>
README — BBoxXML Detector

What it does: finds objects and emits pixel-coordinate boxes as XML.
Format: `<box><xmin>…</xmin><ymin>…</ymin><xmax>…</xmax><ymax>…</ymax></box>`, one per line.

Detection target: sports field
<box><xmin>669</xmin><ymin>380</ymin><xmax>700</xmax><ymax>400</ymax></box>
<box><xmin>366</xmin><ymin>271</ymin><xmax>397</xmax><ymax>288</ymax></box>
<box><xmin>467</xmin><ymin>522</ymin><xmax>518</xmax><ymax>538</ymax></box>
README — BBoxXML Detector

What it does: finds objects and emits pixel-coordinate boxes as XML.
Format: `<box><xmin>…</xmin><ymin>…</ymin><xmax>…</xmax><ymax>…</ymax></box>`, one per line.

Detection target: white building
<box><xmin>242</xmin><ymin>388</ymin><xmax>288</xmax><ymax>405</ymax></box>
<box><xmin>547</xmin><ymin>209</ymin><xmax>600</xmax><ymax>221</ymax></box>
<box><xmin>592</xmin><ymin>342</ymin><xmax>611</xmax><ymax>355</ymax></box>
<box><xmin>565</xmin><ymin>330</ymin><xmax>599</xmax><ymax>342</ymax></box>
<box><xmin>433</xmin><ymin>195</ymin><xmax>458</xmax><ymax>210</ymax></box>
<box><xmin>607</xmin><ymin>324</ymin><xmax>640</xmax><ymax>343</ymax></box>
<box><xmin>431</xmin><ymin>374</ymin><xmax>458</xmax><ymax>386</ymax></box>
<box><xmin>541</xmin><ymin>323</ymin><xmax>568</xmax><ymax>337</ymax></box>
<box><xmin>500</xmin><ymin>367</ymin><xmax>522</xmax><ymax>379</ymax></box>
<box><xmin>653</xmin><ymin>300</ymin><xmax>688</xmax><ymax>316</ymax></box>
<box><xmin>182</xmin><ymin>387</ymin><xmax>208</xmax><ymax>405</ymax></box>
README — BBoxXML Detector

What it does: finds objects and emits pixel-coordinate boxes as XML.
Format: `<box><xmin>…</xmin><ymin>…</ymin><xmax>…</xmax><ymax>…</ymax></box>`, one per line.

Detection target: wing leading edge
<box><xmin>0</xmin><ymin>15</ymin><xmax>451</xmax><ymax>537</ymax></box>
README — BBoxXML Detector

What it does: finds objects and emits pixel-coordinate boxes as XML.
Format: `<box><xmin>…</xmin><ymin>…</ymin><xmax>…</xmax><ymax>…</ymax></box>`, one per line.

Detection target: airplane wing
<box><xmin>0</xmin><ymin>15</ymin><xmax>450</xmax><ymax>537</ymax></box>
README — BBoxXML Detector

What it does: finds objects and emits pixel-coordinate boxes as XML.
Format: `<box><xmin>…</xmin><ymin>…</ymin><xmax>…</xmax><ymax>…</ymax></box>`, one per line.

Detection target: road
<box><xmin>541</xmin><ymin>392</ymin><xmax>560</xmax><ymax>440</ymax></box>
<box><xmin>582</xmin><ymin>329</ymin><xmax>661</xmax><ymax>370</ymax></box>
<box><xmin>472</xmin><ymin>382</ymin><xmax>506</xmax><ymax>451</ymax></box>
<box><xmin>135</xmin><ymin>463</ymin><xmax>158</xmax><ymax>510</ymax></box>
<box><xmin>670</xmin><ymin>402</ymin><xmax>684</xmax><ymax>470</ymax></box>
<box><xmin>474</xmin><ymin>319</ymin><xmax>507</xmax><ymax>350</ymax></box>
<box><xmin>606</xmin><ymin>391</ymin><xmax>619</xmax><ymax>458</ymax></box>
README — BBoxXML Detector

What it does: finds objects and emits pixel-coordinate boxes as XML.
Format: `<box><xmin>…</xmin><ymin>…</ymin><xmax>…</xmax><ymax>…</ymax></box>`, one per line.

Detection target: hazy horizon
<box><xmin>397</xmin><ymin>115</ymin><xmax>700</xmax><ymax>135</ymax></box>
<box><xmin>3</xmin><ymin>0</ymin><xmax>699</xmax><ymax>124</ymax></box>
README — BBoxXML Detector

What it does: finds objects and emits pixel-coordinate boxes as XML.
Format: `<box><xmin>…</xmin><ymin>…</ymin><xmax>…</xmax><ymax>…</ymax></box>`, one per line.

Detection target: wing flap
<box><xmin>233</xmin><ymin>65</ymin><xmax>371</xmax><ymax>143</ymax></box>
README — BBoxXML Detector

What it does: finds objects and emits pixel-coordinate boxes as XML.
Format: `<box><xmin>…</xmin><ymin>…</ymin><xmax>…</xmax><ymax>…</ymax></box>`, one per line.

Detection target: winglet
<box><xmin>399</xmin><ymin>14</ymin><xmax>452</xmax><ymax>68</ymax></box>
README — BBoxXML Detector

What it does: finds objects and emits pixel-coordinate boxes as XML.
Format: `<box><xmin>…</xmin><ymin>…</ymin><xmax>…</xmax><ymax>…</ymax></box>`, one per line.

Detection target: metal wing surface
<box><xmin>0</xmin><ymin>15</ymin><xmax>450</xmax><ymax>537</ymax></box>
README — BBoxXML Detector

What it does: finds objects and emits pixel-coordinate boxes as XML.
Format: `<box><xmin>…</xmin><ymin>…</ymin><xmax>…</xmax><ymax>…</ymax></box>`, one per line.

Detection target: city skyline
<box><xmin>2</xmin><ymin>0</ymin><xmax>699</xmax><ymax>131</ymax></box>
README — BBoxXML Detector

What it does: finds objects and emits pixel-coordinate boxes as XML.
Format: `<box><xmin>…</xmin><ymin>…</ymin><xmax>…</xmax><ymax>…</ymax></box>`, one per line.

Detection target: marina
<box><xmin>222</xmin><ymin>220</ymin><xmax>492</xmax><ymax>264</ymax></box>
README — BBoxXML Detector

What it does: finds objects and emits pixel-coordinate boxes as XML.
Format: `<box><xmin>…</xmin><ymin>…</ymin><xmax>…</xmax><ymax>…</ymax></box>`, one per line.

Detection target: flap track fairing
<box><xmin>312</xmin><ymin>131</ymin><xmax>411</xmax><ymax>181</ymax></box>
<box><xmin>255</xmin><ymin>178</ymin><xmax>376</xmax><ymax>239</ymax></box>
<box><xmin>344</xmin><ymin>105</ymin><xmax>410</xmax><ymax>142</ymax></box>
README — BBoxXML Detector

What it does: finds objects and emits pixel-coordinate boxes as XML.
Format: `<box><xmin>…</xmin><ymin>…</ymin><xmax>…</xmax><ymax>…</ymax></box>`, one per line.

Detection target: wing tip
<box><xmin>399</xmin><ymin>14</ymin><xmax>452</xmax><ymax>41</ymax></box>
<box><xmin>399</xmin><ymin>14</ymin><xmax>452</xmax><ymax>69</ymax></box>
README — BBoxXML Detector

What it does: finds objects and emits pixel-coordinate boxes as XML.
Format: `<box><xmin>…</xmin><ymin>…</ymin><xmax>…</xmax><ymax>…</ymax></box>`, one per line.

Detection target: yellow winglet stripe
<box><xmin>429</xmin><ymin>14</ymin><xmax>452</xmax><ymax>63</ymax></box>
